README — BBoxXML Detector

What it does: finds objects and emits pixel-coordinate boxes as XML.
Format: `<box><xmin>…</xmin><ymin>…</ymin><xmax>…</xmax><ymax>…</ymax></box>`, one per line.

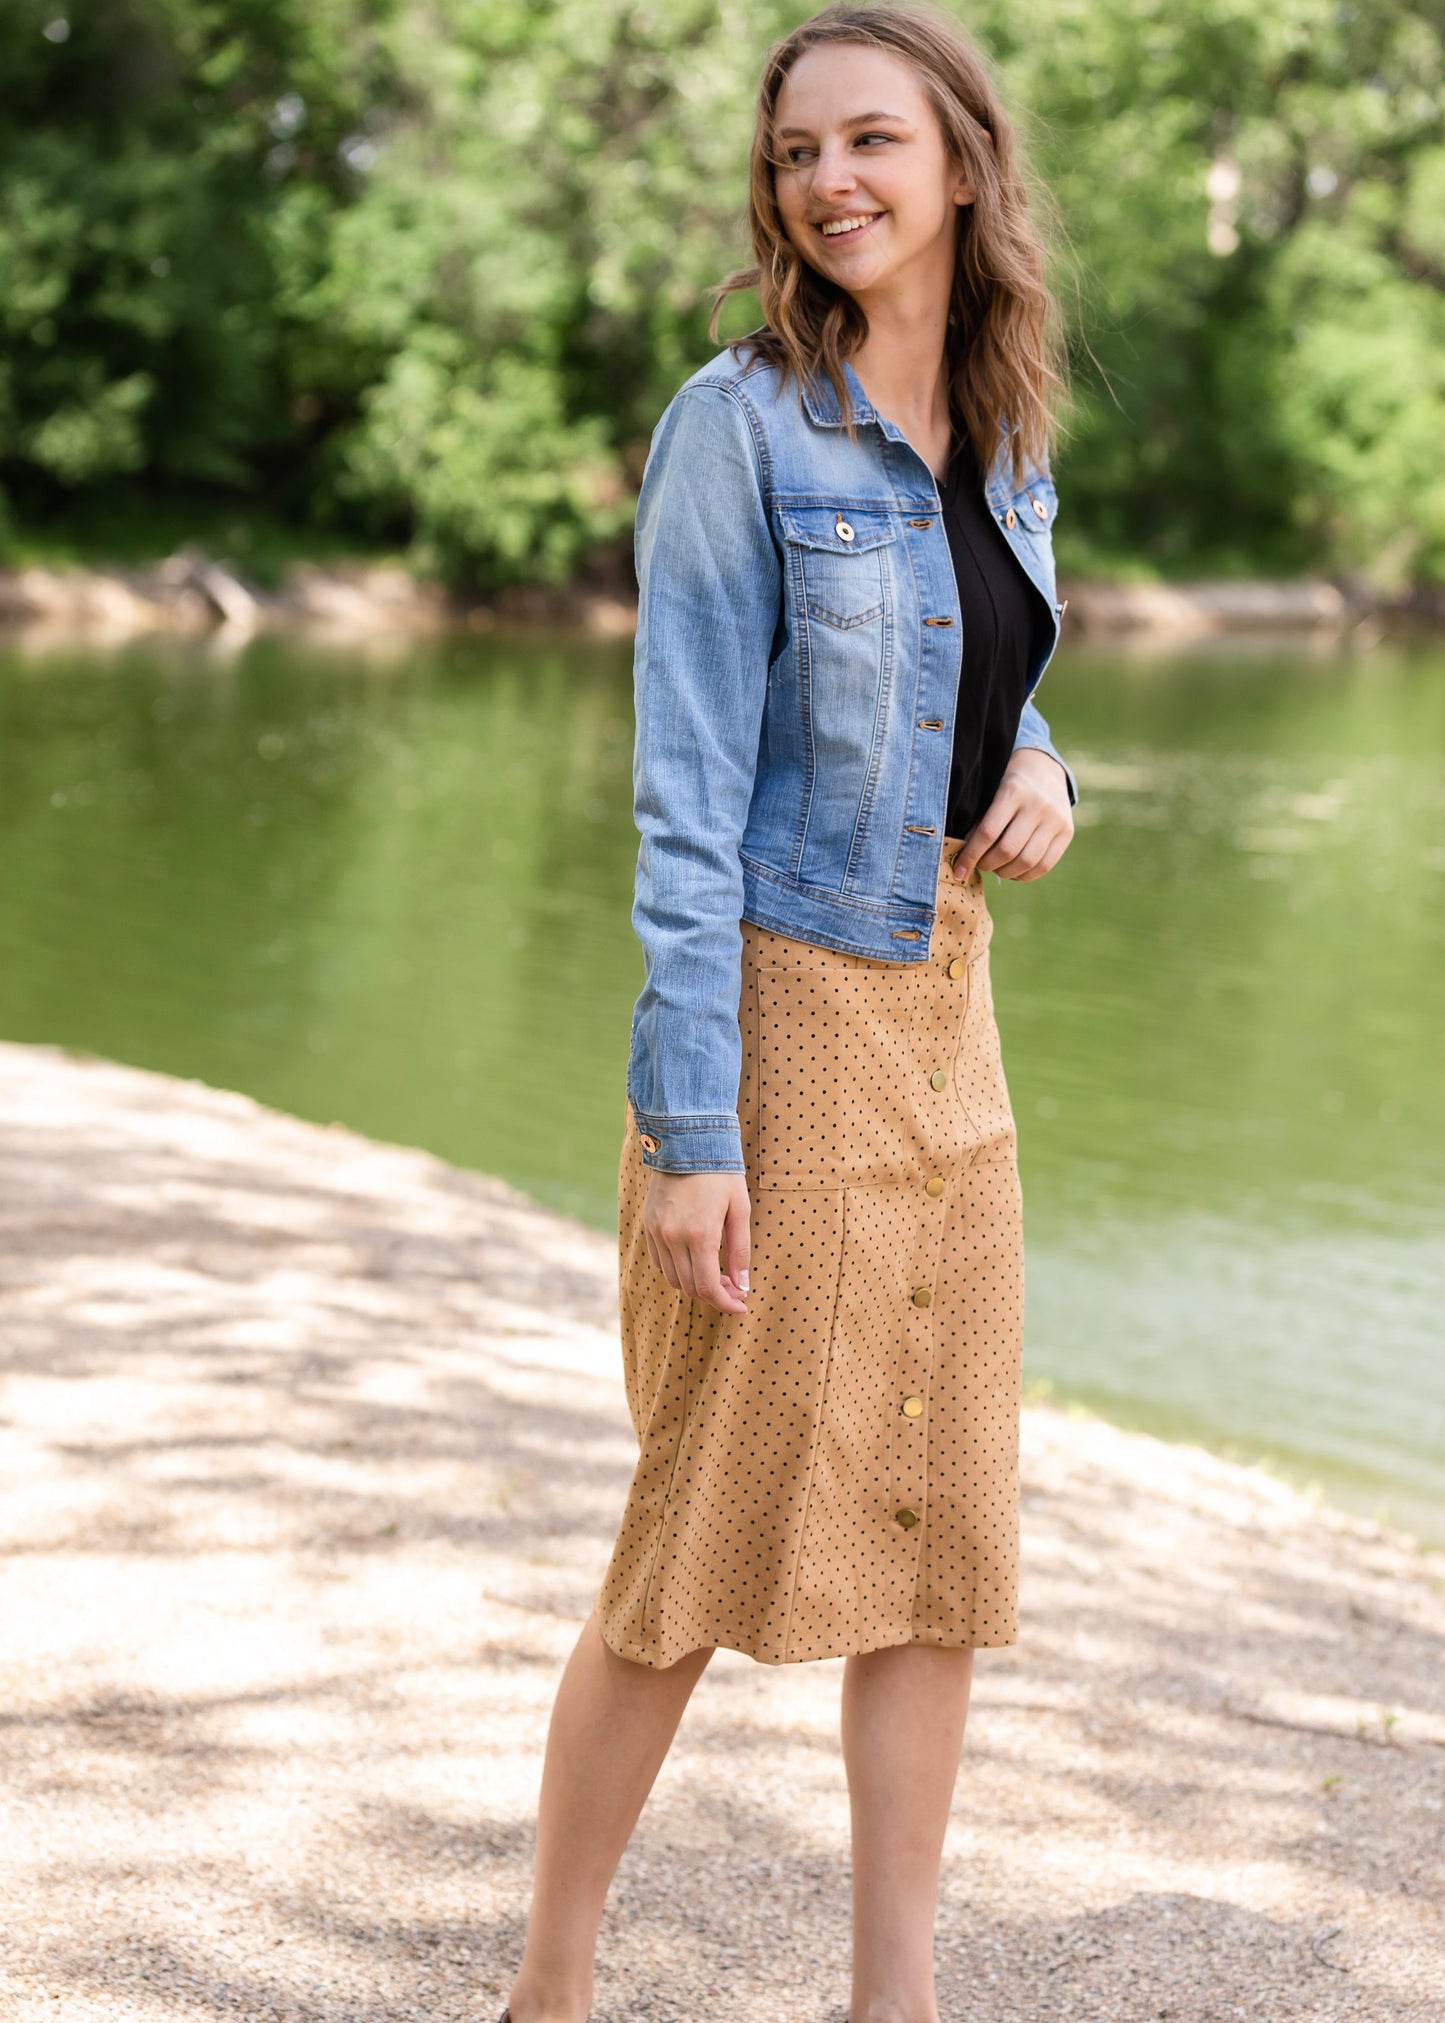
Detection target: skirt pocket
<box><xmin>751</xmin><ymin>955</ymin><xmax>925</xmax><ymax>1190</ymax></box>
<box><xmin>950</xmin><ymin>950</ymin><xmax>1016</xmax><ymax>1158</ymax></box>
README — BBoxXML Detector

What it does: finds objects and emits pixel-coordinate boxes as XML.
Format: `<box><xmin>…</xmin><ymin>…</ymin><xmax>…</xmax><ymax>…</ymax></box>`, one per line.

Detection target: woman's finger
<box><xmin>653</xmin><ymin>1232</ymin><xmax>681</xmax><ymax>1291</ymax></box>
<box><xmin>722</xmin><ymin>1191</ymin><xmax>751</xmax><ymax>1304</ymax></box>
<box><xmin>1002</xmin><ymin>824</ymin><xmax>1055</xmax><ymax>879</ymax></box>
<box><xmin>1017</xmin><ymin>828</ymin><xmax>1071</xmax><ymax>881</ymax></box>
<box><xmin>977</xmin><ymin>808</ymin><xmax>1041</xmax><ymax>875</ymax></box>
<box><xmin>952</xmin><ymin>797</ymin><xmax>1011</xmax><ymax>881</ymax></box>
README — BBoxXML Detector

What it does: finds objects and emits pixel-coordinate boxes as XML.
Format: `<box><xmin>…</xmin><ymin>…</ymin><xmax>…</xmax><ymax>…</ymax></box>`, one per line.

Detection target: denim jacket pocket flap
<box><xmin>777</xmin><ymin>504</ymin><xmax>898</xmax><ymax>554</ymax></box>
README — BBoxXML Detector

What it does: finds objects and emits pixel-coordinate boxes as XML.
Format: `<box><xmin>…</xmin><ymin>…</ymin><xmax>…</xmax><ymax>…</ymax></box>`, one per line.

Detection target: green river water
<box><xmin>2</xmin><ymin>628</ymin><xmax>1442</xmax><ymax>1540</ymax></box>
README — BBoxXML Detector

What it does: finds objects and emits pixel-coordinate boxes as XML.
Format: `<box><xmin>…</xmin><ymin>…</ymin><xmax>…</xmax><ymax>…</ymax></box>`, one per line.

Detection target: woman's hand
<box><xmin>951</xmin><ymin>747</ymin><xmax>1074</xmax><ymax>883</ymax></box>
<box><xmin>643</xmin><ymin>1171</ymin><xmax>751</xmax><ymax>1316</ymax></box>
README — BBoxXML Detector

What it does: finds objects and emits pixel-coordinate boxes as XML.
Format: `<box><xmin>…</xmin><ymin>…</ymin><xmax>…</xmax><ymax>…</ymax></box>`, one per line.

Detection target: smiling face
<box><xmin>772</xmin><ymin>41</ymin><xmax>974</xmax><ymax>312</ymax></box>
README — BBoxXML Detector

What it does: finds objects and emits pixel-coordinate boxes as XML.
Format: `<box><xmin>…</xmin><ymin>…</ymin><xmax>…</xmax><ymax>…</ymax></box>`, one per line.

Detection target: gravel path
<box><xmin>1</xmin><ymin>1041</ymin><xmax>1441</xmax><ymax>2022</ymax></box>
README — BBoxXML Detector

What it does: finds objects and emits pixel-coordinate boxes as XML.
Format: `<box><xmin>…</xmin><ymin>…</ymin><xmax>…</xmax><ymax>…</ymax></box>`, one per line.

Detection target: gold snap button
<box><xmin>1033</xmin><ymin>497</ymin><xmax>1048</xmax><ymax>520</ymax></box>
<box><xmin>835</xmin><ymin>517</ymin><xmax>855</xmax><ymax>542</ymax></box>
<box><xmin>902</xmin><ymin>1395</ymin><xmax>925</xmax><ymax>1418</ymax></box>
<box><xmin>947</xmin><ymin>956</ymin><xmax>966</xmax><ymax>979</ymax></box>
<box><xmin>908</xmin><ymin>518</ymin><xmax>933</xmax><ymax>529</ymax></box>
<box><xmin>895</xmin><ymin>1508</ymin><xmax>919</xmax><ymax>1529</ymax></box>
<box><xmin>925</xmin><ymin>1176</ymin><xmax>945</xmax><ymax>1197</ymax></box>
<box><xmin>930</xmin><ymin>1069</ymin><xmax>948</xmax><ymax>1091</ymax></box>
<box><xmin>911</xmin><ymin>1286</ymin><xmax>933</xmax><ymax>1308</ymax></box>
<box><xmin>1004</xmin><ymin>507</ymin><xmax>1017</xmax><ymax>529</ymax></box>
<box><xmin>638</xmin><ymin>1132</ymin><xmax>659</xmax><ymax>1153</ymax></box>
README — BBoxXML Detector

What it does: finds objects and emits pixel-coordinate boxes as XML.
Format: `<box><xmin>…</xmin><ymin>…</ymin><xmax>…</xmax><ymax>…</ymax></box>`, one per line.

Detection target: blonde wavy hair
<box><xmin>708</xmin><ymin>1</ymin><xmax>1068</xmax><ymax>486</ymax></box>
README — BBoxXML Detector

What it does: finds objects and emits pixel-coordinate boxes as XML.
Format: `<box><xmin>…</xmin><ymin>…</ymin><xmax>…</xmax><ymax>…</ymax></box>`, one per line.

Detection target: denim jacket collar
<box><xmin>801</xmin><ymin>358</ymin><xmax>1023</xmax><ymax>513</ymax></box>
<box><xmin>799</xmin><ymin>358</ymin><xmax>875</xmax><ymax>430</ymax></box>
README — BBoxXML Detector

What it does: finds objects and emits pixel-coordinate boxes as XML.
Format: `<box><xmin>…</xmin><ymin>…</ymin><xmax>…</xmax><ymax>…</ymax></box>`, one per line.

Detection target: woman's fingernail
<box><xmin>738</xmin><ymin>1271</ymin><xmax>749</xmax><ymax>1291</ymax></box>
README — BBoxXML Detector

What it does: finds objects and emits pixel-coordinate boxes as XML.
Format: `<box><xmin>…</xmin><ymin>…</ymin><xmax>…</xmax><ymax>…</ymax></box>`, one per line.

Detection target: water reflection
<box><xmin>1</xmin><ymin>629</ymin><xmax>1441</xmax><ymax>1539</ymax></box>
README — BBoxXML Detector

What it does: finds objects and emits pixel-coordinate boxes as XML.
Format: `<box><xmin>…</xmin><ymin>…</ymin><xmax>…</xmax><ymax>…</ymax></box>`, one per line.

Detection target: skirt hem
<box><xmin>595</xmin><ymin>1607</ymin><xmax>1019</xmax><ymax>1671</ymax></box>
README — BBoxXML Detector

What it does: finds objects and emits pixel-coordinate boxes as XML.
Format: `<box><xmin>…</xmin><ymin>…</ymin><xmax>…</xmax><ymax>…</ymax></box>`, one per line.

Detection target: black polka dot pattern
<box><xmin>597</xmin><ymin>842</ymin><xmax>1024</xmax><ymax>1668</ymax></box>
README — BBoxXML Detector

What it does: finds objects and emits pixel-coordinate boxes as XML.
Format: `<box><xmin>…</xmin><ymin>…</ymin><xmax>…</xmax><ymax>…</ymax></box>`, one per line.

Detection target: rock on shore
<box><xmin>0</xmin><ymin>1041</ymin><xmax>1441</xmax><ymax>2021</ymax></box>
<box><xmin>4</xmin><ymin>552</ymin><xmax>1441</xmax><ymax>645</ymax></box>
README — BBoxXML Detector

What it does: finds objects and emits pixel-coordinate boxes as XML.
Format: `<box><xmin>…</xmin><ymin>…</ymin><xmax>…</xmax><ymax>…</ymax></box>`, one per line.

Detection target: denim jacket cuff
<box><xmin>627</xmin><ymin>1107</ymin><xmax>746</xmax><ymax>1175</ymax></box>
<box><xmin>1012</xmin><ymin>731</ymin><xmax>1078</xmax><ymax>808</ymax></box>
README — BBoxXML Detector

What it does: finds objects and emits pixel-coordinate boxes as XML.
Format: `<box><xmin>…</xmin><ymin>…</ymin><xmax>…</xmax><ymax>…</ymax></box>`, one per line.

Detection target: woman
<box><xmin>502</xmin><ymin>6</ymin><xmax>1076</xmax><ymax>2020</ymax></box>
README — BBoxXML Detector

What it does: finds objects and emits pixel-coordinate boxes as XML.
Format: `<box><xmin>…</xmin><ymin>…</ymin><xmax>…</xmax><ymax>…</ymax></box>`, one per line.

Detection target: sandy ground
<box><xmin>1</xmin><ymin>1039</ymin><xmax>1441</xmax><ymax>2023</ymax></box>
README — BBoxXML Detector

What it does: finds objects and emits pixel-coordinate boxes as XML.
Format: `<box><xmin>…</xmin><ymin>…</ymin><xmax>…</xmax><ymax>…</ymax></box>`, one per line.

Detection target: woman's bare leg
<box><xmin>841</xmin><ymin>1641</ymin><xmax>975</xmax><ymax>2023</ymax></box>
<box><xmin>505</xmin><ymin>1611</ymin><xmax>715</xmax><ymax>2023</ymax></box>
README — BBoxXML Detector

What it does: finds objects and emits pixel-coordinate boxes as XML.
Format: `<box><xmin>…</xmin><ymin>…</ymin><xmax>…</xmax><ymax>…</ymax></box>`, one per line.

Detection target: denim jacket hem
<box><xmin>739</xmin><ymin>858</ymin><xmax>931</xmax><ymax>958</ymax></box>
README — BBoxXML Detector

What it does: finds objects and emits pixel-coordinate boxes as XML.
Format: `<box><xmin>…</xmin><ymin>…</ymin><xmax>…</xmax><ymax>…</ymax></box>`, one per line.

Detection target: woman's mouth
<box><xmin>816</xmin><ymin>211</ymin><xmax>883</xmax><ymax>240</ymax></box>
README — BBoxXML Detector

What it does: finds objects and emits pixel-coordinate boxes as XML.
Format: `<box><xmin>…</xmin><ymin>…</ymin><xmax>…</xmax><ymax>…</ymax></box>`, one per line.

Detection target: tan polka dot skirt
<box><xmin>597</xmin><ymin>840</ymin><xmax>1024</xmax><ymax>1668</ymax></box>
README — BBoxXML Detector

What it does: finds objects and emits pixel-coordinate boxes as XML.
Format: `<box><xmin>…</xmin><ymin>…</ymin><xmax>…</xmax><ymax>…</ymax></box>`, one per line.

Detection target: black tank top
<box><xmin>938</xmin><ymin>432</ymin><xmax>1053</xmax><ymax>842</ymax></box>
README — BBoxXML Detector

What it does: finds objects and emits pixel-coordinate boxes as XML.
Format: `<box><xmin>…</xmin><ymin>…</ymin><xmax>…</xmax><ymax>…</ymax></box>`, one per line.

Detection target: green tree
<box><xmin>984</xmin><ymin>0</ymin><xmax>1445</xmax><ymax>584</ymax></box>
<box><xmin>1</xmin><ymin>0</ymin><xmax>1442</xmax><ymax>591</ymax></box>
<box><xmin>0</xmin><ymin>0</ymin><xmax>393</xmax><ymax>523</ymax></box>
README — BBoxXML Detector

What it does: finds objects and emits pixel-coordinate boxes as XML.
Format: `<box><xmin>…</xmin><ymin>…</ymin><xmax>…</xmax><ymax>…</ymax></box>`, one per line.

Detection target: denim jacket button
<box><xmin>1004</xmin><ymin>507</ymin><xmax>1017</xmax><ymax>529</ymax></box>
<box><xmin>835</xmin><ymin>517</ymin><xmax>855</xmax><ymax>541</ymax></box>
<box><xmin>639</xmin><ymin>1132</ymin><xmax>659</xmax><ymax>1153</ymax></box>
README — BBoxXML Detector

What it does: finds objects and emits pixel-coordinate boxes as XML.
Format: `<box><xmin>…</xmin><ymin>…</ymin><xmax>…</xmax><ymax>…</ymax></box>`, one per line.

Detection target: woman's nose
<box><xmin>811</xmin><ymin>147</ymin><xmax>859</xmax><ymax>198</ymax></box>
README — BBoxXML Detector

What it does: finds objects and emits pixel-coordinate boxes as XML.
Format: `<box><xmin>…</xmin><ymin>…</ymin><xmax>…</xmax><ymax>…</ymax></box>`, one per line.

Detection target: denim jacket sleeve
<box><xmin>624</xmin><ymin>382</ymin><xmax>775</xmax><ymax>1176</ymax></box>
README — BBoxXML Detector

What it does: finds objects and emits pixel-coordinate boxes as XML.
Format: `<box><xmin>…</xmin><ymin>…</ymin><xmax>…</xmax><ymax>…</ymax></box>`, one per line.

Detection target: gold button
<box><xmin>930</xmin><ymin>1069</ymin><xmax>948</xmax><ymax>1091</ymax></box>
<box><xmin>911</xmin><ymin>1286</ymin><xmax>932</xmax><ymax>1307</ymax></box>
<box><xmin>835</xmin><ymin>517</ymin><xmax>855</xmax><ymax>542</ymax></box>
<box><xmin>895</xmin><ymin>1508</ymin><xmax>919</xmax><ymax>1529</ymax></box>
<box><xmin>902</xmin><ymin>1395</ymin><xmax>924</xmax><ymax>1417</ymax></box>
<box><xmin>947</xmin><ymin>956</ymin><xmax>966</xmax><ymax>979</ymax></box>
<box><xmin>638</xmin><ymin>1132</ymin><xmax>659</xmax><ymax>1153</ymax></box>
<box><xmin>908</xmin><ymin>517</ymin><xmax>933</xmax><ymax>529</ymax></box>
<box><xmin>1033</xmin><ymin>497</ymin><xmax>1048</xmax><ymax>520</ymax></box>
<box><xmin>1004</xmin><ymin>507</ymin><xmax>1017</xmax><ymax>529</ymax></box>
<box><xmin>925</xmin><ymin>1176</ymin><xmax>945</xmax><ymax>1197</ymax></box>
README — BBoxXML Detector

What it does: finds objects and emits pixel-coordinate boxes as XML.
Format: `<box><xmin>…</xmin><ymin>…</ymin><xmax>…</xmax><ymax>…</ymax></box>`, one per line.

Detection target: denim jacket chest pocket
<box><xmin>777</xmin><ymin>504</ymin><xmax>898</xmax><ymax>634</ymax></box>
<box><xmin>1010</xmin><ymin>474</ymin><xmax>1057</xmax><ymax>535</ymax></box>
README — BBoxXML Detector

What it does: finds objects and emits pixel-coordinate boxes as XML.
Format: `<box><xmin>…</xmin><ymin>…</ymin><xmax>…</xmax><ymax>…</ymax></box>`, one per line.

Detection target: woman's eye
<box><xmin>783</xmin><ymin>133</ymin><xmax>894</xmax><ymax>164</ymax></box>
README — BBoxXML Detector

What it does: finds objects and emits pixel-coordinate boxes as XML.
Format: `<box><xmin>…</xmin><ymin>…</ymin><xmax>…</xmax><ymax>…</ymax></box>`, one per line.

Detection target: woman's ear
<box><xmin>953</xmin><ymin>130</ymin><xmax>991</xmax><ymax>207</ymax></box>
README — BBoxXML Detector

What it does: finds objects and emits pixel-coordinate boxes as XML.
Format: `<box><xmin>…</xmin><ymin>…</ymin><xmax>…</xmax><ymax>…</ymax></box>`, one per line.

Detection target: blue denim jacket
<box><xmin>626</xmin><ymin>346</ymin><xmax>1076</xmax><ymax>1176</ymax></box>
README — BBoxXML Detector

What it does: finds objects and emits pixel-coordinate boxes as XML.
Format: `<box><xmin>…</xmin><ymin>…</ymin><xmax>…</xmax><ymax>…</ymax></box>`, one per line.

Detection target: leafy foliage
<box><xmin>1</xmin><ymin>0</ymin><xmax>1441</xmax><ymax>587</ymax></box>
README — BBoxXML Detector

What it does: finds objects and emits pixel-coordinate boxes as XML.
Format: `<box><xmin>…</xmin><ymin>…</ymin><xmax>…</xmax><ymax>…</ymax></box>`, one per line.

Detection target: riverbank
<box><xmin>3</xmin><ymin>548</ymin><xmax>1442</xmax><ymax>644</ymax></box>
<box><xmin>1</xmin><ymin>1039</ymin><xmax>1441</xmax><ymax>2021</ymax></box>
